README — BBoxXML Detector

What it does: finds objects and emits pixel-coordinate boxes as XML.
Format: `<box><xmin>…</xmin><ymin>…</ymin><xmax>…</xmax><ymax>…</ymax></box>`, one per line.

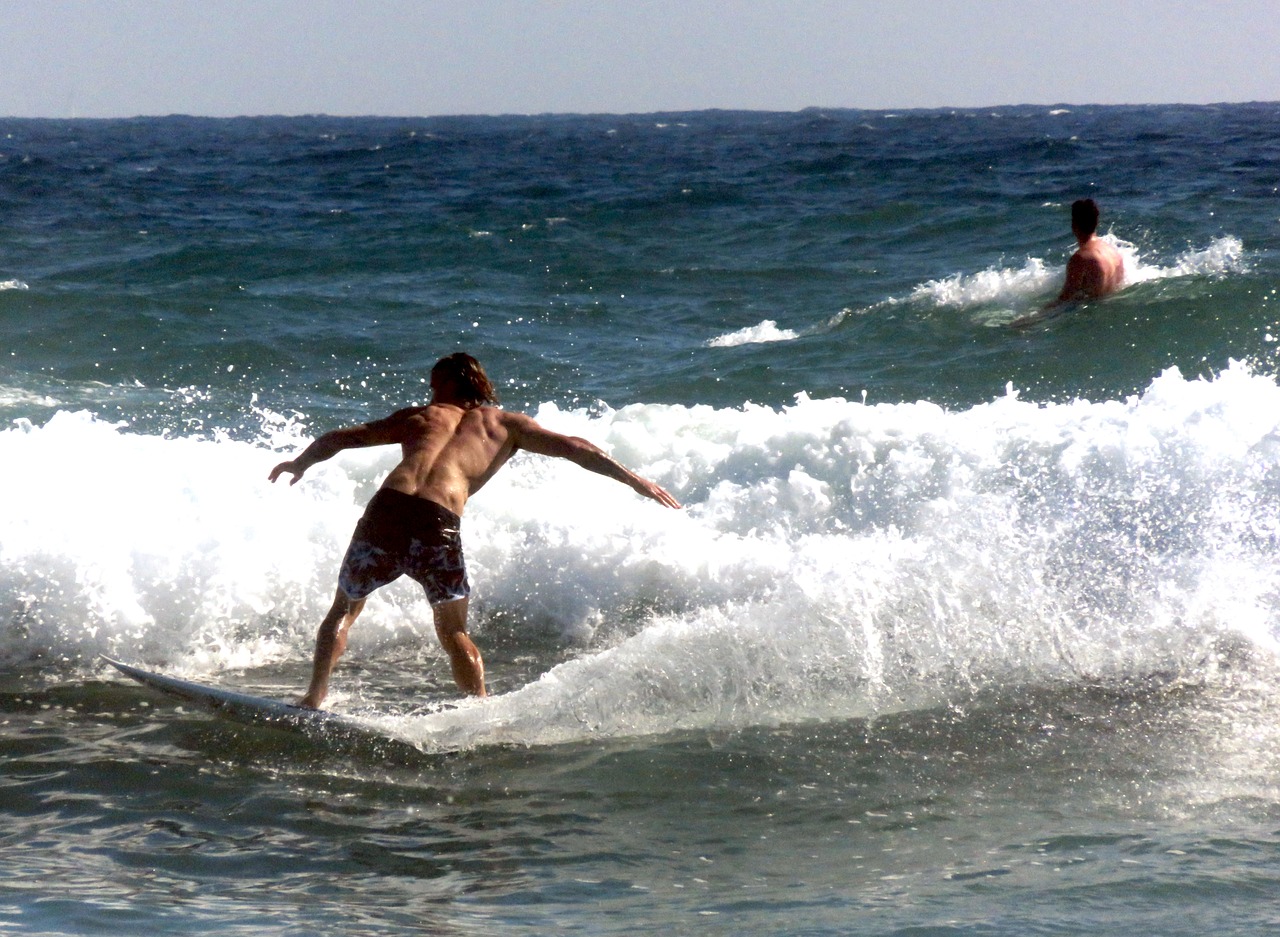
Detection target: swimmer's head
<box><xmin>1071</xmin><ymin>198</ymin><xmax>1101</xmax><ymax>238</ymax></box>
<box><xmin>431</xmin><ymin>352</ymin><xmax>499</xmax><ymax>407</ymax></box>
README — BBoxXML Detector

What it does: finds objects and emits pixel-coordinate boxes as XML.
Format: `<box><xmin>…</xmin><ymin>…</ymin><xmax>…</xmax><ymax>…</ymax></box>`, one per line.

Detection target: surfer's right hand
<box><xmin>269</xmin><ymin>460</ymin><xmax>304</xmax><ymax>485</ymax></box>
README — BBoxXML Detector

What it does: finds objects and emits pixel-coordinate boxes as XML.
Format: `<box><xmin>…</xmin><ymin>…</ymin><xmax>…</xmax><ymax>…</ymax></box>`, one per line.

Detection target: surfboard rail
<box><xmin>101</xmin><ymin>655</ymin><xmax>384</xmax><ymax>741</ymax></box>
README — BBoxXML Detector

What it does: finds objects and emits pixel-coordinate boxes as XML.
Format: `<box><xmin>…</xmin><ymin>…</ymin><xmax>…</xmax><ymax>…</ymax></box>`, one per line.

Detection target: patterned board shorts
<box><xmin>337</xmin><ymin>489</ymin><xmax>470</xmax><ymax>606</ymax></box>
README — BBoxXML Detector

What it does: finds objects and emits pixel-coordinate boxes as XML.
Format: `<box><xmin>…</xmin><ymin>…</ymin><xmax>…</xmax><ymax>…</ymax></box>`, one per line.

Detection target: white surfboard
<box><xmin>102</xmin><ymin>656</ymin><xmax>388</xmax><ymax>742</ymax></box>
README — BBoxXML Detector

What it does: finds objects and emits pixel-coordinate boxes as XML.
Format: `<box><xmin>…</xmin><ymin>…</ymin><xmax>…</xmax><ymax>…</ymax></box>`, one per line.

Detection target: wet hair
<box><xmin>1071</xmin><ymin>198</ymin><xmax>1101</xmax><ymax>237</ymax></box>
<box><xmin>431</xmin><ymin>352</ymin><xmax>498</xmax><ymax>407</ymax></box>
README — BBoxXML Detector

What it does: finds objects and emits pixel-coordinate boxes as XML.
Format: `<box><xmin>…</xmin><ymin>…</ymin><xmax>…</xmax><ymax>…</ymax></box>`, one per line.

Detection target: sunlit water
<box><xmin>4</xmin><ymin>105</ymin><xmax>1280</xmax><ymax>935</ymax></box>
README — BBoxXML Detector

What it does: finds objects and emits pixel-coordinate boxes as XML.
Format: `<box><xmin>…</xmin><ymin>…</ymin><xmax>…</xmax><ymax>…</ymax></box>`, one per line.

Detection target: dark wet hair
<box><xmin>1071</xmin><ymin>198</ymin><xmax>1100</xmax><ymax>237</ymax></box>
<box><xmin>431</xmin><ymin>352</ymin><xmax>498</xmax><ymax>407</ymax></box>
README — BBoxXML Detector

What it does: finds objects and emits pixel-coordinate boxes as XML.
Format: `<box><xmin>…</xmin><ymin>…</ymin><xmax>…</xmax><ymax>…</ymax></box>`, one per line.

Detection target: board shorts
<box><xmin>337</xmin><ymin>489</ymin><xmax>470</xmax><ymax>606</ymax></box>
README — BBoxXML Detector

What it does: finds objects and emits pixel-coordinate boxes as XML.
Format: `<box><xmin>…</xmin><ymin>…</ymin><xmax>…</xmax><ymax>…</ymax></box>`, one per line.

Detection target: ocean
<box><xmin>3</xmin><ymin>104</ymin><xmax>1280</xmax><ymax>935</ymax></box>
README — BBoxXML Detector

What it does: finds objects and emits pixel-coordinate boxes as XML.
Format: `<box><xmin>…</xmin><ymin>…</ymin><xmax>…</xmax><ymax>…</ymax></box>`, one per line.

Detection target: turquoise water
<box><xmin>3</xmin><ymin>105</ymin><xmax>1280</xmax><ymax>934</ymax></box>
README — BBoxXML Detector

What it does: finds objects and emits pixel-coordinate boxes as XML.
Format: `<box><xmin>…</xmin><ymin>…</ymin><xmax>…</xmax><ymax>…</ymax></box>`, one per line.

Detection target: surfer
<box><xmin>269</xmin><ymin>352</ymin><xmax>681</xmax><ymax>708</ymax></box>
<box><xmin>1011</xmin><ymin>198</ymin><xmax>1126</xmax><ymax>327</ymax></box>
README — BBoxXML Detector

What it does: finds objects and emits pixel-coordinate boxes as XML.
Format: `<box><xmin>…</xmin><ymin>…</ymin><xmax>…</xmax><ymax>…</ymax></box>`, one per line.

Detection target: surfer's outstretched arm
<box><xmin>506</xmin><ymin>414</ymin><xmax>682</xmax><ymax>509</ymax></box>
<box><xmin>268</xmin><ymin>411</ymin><xmax>416</xmax><ymax>485</ymax></box>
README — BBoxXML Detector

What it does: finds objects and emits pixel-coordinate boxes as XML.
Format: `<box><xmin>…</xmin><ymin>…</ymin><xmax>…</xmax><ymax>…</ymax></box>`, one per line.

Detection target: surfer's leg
<box><xmin>299</xmin><ymin>588</ymin><xmax>366</xmax><ymax>708</ymax></box>
<box><xmin>432</xmin><ymin>597</ymin><xmax>486</xmax><ymax>697</ymax></box>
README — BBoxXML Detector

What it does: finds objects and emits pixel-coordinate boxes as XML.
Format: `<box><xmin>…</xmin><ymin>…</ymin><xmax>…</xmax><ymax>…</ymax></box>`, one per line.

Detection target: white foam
<box><xmin>0</xmin><ymin>385</ymin><xmax>60</xmax><ymax>409</ymax></box>
<box><xmin>1125</xmin><ymin>235</ymin><xmax>1247</xmax><ymax>284</ymax></box>
<box><xmin>911</xmin><ymin>235</ymin><xmax>1246</xmax><ymax>312</ymax></box>
<box><xmin>911</xmin><ymin>256</ymin><xmax>1059</xmax><ymax>308</ymax></box>
<box><xmin>705</xmin><ymin>237</ymin><xmax>1246</xmax><ymax>343</ymax></box>
<box><xmin>706</xmin><ymin>319</ymin><xmax>801</xmax><ymax>347</ymax></box>
<box><xmin>5</xmin><ymin>364</ymin><xmax>1280</xmax><ymax>748</ymax></box>
<box><xmin>384</xmin><ymin>365</ymin><xmax>1280</xmax><ymax>749</ymax></box>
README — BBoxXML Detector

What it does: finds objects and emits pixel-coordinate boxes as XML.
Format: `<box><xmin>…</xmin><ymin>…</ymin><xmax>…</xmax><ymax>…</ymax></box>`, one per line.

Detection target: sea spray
<box><xmin>911</xmin><ymin>236</ymin><xmax>1245</xmax><ymax>311</ymax></box>
<box><xmin>389</xmin><ymin>363</ymin><xmax>1280</xmax><ymax>748</ymax></box>
<box><xmin>703</xmin><ymin>235</ymin><xmax>1248</xmax><ymax>346</ymax></box>
<box><xmin>7</xmin><ymin>364</ymin><xmax>1279</xmax><ymax>747</ymax></box>
<box><xmin>6</xmin><ymin>108</ymin><xmax>1280</xmax><ymax>933</ymax></box>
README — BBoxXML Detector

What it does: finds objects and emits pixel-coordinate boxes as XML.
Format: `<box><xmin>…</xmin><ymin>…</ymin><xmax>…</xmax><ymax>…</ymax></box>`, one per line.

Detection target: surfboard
<box><xmin>102</xmin><ymin>656</ymin><xmax>386</xmax><ymax>742</ymax></box>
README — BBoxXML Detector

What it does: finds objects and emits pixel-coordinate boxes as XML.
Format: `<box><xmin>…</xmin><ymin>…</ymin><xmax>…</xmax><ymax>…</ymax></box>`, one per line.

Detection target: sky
<box><xmin>1</xmin><ymin>0</ymin><xmax>1276</xmax><ymax>118</ymax></box>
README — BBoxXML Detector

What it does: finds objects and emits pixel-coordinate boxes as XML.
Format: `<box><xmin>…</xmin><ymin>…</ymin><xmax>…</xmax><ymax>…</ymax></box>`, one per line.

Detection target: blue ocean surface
<box><xmin>3</xmin><ymin>105</ymin><xmax>1280</xmax><ymax>935</ymax></box>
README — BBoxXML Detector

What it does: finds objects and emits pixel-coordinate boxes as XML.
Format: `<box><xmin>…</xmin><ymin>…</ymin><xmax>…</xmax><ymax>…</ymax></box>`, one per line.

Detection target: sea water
<box><xmin>3</xmin><ymin>105</ymin><xmax>1280</xmax><ymax>935</ymax></box>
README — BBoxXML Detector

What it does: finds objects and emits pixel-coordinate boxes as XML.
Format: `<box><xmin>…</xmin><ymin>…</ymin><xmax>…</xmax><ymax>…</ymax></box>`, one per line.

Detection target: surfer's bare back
<box><xmin>1012</xmin><ymin>198</ymin><xmax>1126</xmax><ymax>327</ymax></box>
<box><xmin>269</xmin><ymin>352</ymin><xmax>681</xmax><ymax>708</ymax></box>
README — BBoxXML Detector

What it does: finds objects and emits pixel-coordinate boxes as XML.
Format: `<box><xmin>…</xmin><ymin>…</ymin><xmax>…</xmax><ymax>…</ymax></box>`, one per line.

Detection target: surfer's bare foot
<box><xmin>295</xmin><ymin>694</ymin><xmax>322</xmax><ymax>710</ymax></box>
